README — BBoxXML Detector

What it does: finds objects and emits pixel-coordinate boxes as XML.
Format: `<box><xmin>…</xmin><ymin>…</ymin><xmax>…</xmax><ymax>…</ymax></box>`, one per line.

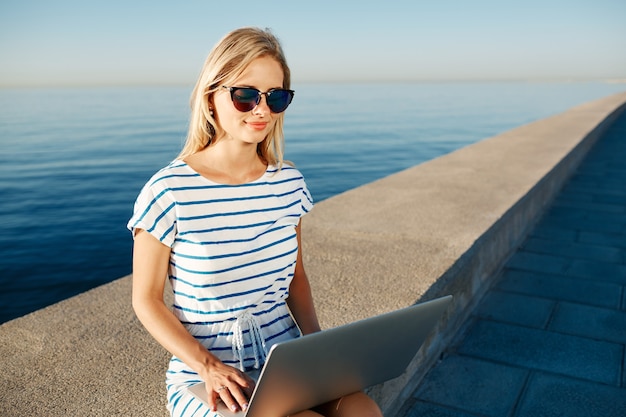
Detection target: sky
<box><xmin>1</xmin><ymin>0</ymin><xmax>625</xmax><ymax>87</ymax></box>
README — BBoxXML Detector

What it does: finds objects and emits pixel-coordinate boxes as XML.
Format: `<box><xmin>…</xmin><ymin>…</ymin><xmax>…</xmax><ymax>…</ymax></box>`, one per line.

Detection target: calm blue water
<box><xmin>1</xmin><ymin>82</ymin><xmax>624</xmax><ymax>323</ymax></box>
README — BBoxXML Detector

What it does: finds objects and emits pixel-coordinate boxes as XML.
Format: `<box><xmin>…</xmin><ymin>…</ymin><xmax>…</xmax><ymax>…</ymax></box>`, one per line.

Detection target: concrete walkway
<box><xmin>399</xmin><ymin>104</ymin><xmax>626</xmax><ymax>415</ymax></box>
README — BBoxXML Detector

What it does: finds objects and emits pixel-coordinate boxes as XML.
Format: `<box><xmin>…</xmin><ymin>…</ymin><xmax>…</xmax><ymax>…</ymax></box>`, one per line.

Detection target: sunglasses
<box><xmin>222</xmin><ymin>86</ymin><xmax>295</xmax><ymax>113</ymax></box>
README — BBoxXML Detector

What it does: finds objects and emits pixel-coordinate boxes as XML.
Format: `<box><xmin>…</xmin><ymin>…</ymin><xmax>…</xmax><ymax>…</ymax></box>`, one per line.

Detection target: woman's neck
<box><xmin>185</xmin><ymin>142</ymin><xmax>267</xmax><ymax>185</ymax></box>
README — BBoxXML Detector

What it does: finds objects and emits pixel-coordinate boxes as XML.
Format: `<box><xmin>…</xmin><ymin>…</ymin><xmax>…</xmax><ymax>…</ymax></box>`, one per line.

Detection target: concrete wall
<box><xmin>1</xmin><ymin>91</ymin><xmax>625</xmax><ymax>417</ymax></box>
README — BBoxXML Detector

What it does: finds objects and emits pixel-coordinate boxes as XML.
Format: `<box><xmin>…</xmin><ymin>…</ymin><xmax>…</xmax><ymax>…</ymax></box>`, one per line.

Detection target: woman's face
<box><xmin>212</xmin><ymin>56</ymin><xmax>284</xmax><ymax>146</ymax></box>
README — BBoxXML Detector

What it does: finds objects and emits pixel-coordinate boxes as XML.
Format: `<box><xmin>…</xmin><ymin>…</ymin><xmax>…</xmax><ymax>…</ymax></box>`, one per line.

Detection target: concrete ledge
<box><xmin>0</xmin><ymin>276</ymin><xmax>171</xmax><ymax>416</ymax></box>
<box><xmin>1</xmin><ymin>91</ymin><xmax>625</xmax><ymax>417</ymax></box>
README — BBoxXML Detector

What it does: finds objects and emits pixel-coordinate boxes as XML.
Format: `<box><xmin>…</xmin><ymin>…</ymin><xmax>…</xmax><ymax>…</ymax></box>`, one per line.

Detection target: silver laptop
<box><xmin>189</xmin><ymin>295</ymin><xmax>452</xmax><ymax>417</ymax></box>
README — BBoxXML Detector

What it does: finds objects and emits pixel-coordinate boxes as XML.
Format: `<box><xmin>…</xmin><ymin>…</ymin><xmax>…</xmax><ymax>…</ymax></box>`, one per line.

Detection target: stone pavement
<box><xmin>399</xmin><ymin>106</ymin><xmax>626</xmax><ymax>415</ymax></box>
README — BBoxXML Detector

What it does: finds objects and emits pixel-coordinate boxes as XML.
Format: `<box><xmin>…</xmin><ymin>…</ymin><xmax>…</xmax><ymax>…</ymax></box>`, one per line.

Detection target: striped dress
<box><xmin>127</xmin><ymin>160</ymin><xmax>314</xmax><ymax>417</ymax></box>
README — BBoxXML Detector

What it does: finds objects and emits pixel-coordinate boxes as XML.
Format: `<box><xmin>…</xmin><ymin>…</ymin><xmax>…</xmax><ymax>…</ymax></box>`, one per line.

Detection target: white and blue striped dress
<box><xmin>127</xmin><ymin>160</ymin><xmax>314</xmax><ymax>417</ymax></box>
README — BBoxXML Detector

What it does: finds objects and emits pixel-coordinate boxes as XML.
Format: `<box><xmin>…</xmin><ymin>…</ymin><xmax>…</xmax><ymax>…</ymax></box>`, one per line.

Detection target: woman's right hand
<box><xmin>132</xmin><ymin>230</ymin><xmax>254</xmax><ymax>411</ymax></box>
<box><xmin>132</xmin><ymin>231</ymin><xmax>255</xmax><ymax>412</ymax></box>
<box><xmin>203</xmin><ymin>361</ymin><xmax>256</xmax><ymax>413</ymax></box>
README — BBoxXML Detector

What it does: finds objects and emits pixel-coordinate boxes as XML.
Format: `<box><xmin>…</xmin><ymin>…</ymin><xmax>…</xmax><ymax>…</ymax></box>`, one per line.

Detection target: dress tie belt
<box><xmin>231</xmin><ymin>310</ymin><xmax>267</xmax><ymax>371</ymax></box>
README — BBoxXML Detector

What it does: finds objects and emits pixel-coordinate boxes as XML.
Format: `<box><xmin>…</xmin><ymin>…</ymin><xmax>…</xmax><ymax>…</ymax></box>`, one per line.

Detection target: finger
<box><xmin>234</xmin><ymin>372</ymin><xmax>256</xmax><ymax>396</ymax></box>
<box><xmin>228</xmin><ymin>383</ymin><xmax>251</xmax><ymax>411</ymax></box>
<box><xmin>219</xmin><ymin>387</ymin><xmax>241</xmax><ymax>412</ymax></box>
<box><xmin>243</xmin><ymin>373</ymin><xmax>256</xmax><ymax>390</ymax></box>
<box><xmin>207</xmin><ymin>387</ymin><xmax>219</xmax><ymax>412</ymax></box>
<box><xmin>242</xmin><ymin>382</ymin><xmax>254</xmax><ymax>399</ymax></box>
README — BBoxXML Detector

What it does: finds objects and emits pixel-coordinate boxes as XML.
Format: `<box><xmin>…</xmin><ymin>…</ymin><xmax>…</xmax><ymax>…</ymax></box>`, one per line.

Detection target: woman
<box><xmin>128</xmin><ymin>27</ymin><xmax>382</xmax><ymax>417</ymax></box>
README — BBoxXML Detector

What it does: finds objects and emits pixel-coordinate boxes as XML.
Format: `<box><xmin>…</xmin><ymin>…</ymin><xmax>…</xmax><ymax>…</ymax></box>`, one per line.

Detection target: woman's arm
<box><xmin>131</xmin><ymin>229</ymin><xmax>253</xmax><ymax>412</ymax></box>
<box><xmin>286</xmin><ymin>222</ymin><xmax>322</xmax><ymax>335</ymax></box>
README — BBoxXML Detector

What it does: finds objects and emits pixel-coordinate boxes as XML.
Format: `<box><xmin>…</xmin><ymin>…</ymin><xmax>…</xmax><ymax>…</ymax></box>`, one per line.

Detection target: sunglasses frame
<box><xmin>222</xmin><ymin>86</ymin><xmax>295</xmax><ymax>113</ymax></box>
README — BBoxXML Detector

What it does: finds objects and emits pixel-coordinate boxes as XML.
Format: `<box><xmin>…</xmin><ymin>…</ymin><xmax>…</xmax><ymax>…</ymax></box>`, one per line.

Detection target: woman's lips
<box><xmin>247</xmin><ymin>122</ymin><xmax>268</xmax><ymax>131</ymax></box>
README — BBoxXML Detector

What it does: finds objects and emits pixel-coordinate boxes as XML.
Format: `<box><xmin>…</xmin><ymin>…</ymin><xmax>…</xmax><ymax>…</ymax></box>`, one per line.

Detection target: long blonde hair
<box><xmin>178</xmin><ymin>27</ymin><xmax>291</xmax><ymax>166</ymax></box>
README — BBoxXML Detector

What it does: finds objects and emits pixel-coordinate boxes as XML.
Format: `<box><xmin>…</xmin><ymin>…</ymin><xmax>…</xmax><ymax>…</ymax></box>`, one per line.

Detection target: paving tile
<box><xmin>568</xmin><ymin>183</ymin><xmax>624</xmax><ymax>194</ymax></box>
<box><xmin>594</xmin><ymin>193</ymin><xmax>626</xmax><ymax>206</ymax></box>
<box><xmin>557</xmin><ymin>190</ymin><xmax>624</xmax><ymax>205</ymax></box>
<box><xmin>552</xmin><ymin>197</ymin><xmax>624</xmax><ymax>214</ymax></box>
<box><xmin>579</xmin><ymin>230</ymin><xmax>626</xmax><ymax>250</ymax></box>
<box><xmin>521</xmin><ymin>236</ymin><xmax>623</xmax><ymax>263</ymax></box>
<box><xmin>566</xmin><ymin>259</ymin><xmax>626</xmax><ymax>284</ymax></box>
<box><xmin>529</xmin><ymin>223</ymin><xmax>578</xmax><ymax>242</ymax></box>
<box><xmin>560</xmin><ymin>182</ymin><xmax>596</xmax><ymax>195</ymax></box>
<box><xmin>553</xmin><ymin>190</ymin><xmax>593</xmax><ymax>203</ymax></box>
<box><xmin>412</xmin><ymin>355</ymin><xmax>527</xmax><ymax>417</ymax></box>
<box><xmin>586</xmin><ymin>210</ymin><xmax>626</xmax><ymax>228</ymax></box>
<box><xmin>567</xmin><ymin>176</ymin><xmax>605</xmax><ymax>189</ymax></box>
<box><xmin>497</xmin><ymin>269</ymin><xmax>622</xmax><ymax>309</ymax></box>
<box><xmin>623</xmin><ymin>353</ymin><xmax>626</xmax><ymax>388</ymax></box>
<box><xmin>403</xmin><ymin>400</ymin><xmax>479</xmax><ymax>417</ymax></box>
<box><xmin>539</xmin><ymin>214</ymin><xmax>619</xmax><ymax>234</ymax></box>
<box><xmin>589</xmin><ymin>181</ymin><xmax>626</xmax><ymax>191</ymax></box>
<box><xmin>474</xmin><ymin>290</ymin><xmax>554</xmax><ymax>329</ymax></box>
<box><xmin>549</xmin><ymin>302</ymin><xmax>626</xmax><ymax>344</ymax></box>
<box><xmin>542</xmin><ymin>206</ymin><xmax>587</xmax><ymax>222</ymax></box>
<box><xmin>458</xmin><ymin>320</ymin><xmax>622</xmax><ymax>385</ymax></box>
<box><xmin>516</xmin><ymin>372</ymin><xmax>626</xmax><ymax>417</ymax></box>
<box><xmin>505</xmin><ymin>251</ymin><xmax>570</xmax><ymax>275</ymax></box>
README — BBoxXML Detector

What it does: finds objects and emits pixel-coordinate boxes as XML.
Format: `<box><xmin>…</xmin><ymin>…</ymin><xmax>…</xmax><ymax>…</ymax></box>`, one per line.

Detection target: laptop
<box><xmin>188</xmin><ymin>295</ymin><xmax>452</xmax><ymax>417</ymax></box>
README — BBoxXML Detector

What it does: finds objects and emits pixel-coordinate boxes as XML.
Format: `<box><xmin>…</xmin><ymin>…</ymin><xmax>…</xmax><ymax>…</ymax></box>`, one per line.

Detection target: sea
<box><xmin>1</xmin><ymin>82</ymin><xmax>624</xmax><ymax>324</ymax></box>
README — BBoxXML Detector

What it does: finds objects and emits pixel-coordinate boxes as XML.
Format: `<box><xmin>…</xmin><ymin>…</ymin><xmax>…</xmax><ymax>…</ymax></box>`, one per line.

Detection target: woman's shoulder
<box><xmin>267</xmin><ymin>162</ymin><xmax>305</xmax><ymax>182</ymax></box>
<box><xmin>266</xmin><ymin>163</ymin><xmax>313</xmax><ymax>207</ymax></box>
<box><xmin>143</xmin><ymin>159</ymin><xmax>198</xmax><ymax>189</ymax></box>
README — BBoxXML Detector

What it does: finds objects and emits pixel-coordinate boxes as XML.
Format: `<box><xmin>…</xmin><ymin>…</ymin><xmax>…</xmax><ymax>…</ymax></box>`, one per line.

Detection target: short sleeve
<box><xmin>127</xmin><ymin>179</ymin><xmax>177</xmax><ymax>247</ymax></box>
<box><xmin>299</xmin><ymin>177</ymin><xmax>314</xmax><ymax>215</ymax></box>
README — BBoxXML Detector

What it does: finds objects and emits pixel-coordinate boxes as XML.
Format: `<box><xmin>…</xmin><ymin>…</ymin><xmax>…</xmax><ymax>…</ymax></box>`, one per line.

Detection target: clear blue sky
<box><xmin>1</xmin><ymin>0</ymin><xmax>625</xmax><ymax>87</ymax></box>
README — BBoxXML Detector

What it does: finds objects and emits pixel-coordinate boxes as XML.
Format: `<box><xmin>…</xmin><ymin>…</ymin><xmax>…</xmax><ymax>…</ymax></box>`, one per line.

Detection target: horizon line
<box><xmin>1</xmin><ymin>77</ymin><xmax>626</xmax><ymax>90</ymax></box>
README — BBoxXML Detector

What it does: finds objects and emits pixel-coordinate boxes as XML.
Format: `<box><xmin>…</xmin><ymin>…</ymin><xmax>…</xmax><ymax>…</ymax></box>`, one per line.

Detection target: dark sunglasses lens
<box><xmin>267</xmin><ymin>89</ymin><xmax>293</xmax><ymax>113</ymax></box>
<box><xmin>232</xmin><ymin>88</ymin><xmax>259</xmax><ymax>112</ymax></box>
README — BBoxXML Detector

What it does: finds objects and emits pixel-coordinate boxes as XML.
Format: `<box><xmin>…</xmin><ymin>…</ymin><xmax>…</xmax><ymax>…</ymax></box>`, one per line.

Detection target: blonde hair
<box><xmin>178</xmin><ymin>27</ymin><xmax>291</xmax><ymax>166</ymax></box>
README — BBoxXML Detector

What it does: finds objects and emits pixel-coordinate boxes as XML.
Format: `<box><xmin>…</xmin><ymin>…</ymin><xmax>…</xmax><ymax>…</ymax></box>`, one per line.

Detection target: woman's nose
<box><xmin>252</xmin><ymin>94</ymin><xmax>270</xmax><ymax>115</ymax></box>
